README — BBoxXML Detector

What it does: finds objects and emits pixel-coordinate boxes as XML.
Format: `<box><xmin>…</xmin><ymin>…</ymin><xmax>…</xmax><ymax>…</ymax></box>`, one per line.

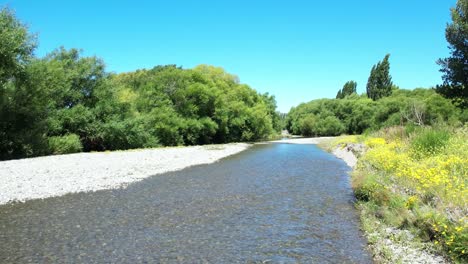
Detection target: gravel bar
<box><xmin>0</xmin><ymin>143</ymin><xmax>250</xmax><ymax>205</ymax></box>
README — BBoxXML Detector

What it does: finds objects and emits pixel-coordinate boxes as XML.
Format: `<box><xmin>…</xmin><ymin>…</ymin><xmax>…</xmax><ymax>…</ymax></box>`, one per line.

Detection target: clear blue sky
<box><xmin>3</xmin><ymin>0</ymin><xmax>455</xmax><ymax>112</ymax></box>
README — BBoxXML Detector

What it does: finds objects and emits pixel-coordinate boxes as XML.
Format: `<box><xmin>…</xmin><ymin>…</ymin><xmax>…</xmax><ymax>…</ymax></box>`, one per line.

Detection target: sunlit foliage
<box><xmin>287</xmin><ymin>89</ymin><xmax>463</xmax><ymax>137</ymax></box>
<box><xmin>347</xmin><ymin>126</ymin><xmax>467</xmax><ymax>261</ymax></box>
<box><xmin>0</xmin><ymin>9</ymin><xmax>280</xmax><ymax>160</ymax></box>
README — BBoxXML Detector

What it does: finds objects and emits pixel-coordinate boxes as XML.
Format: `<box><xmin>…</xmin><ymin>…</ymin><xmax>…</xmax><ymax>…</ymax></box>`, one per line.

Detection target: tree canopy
<box><xmin>287</xmin><ymin>89</ymin><xmax>463</xmax><ymax>137</ymax></box>
<box><xmin>436</xmin><ymin>0</ymin><xmax>468</xmax><ymax>108</ymax></box>
<box><xmin>0</xmin><ymin>8</ymin><xmax>280</xmax><ymax>160</ymax></box>
<box><xmin>0</xmin><ymin>8</ymin><xmax>48</xmax><ymax>159</ymax></box>
<box><xmin>0</xmin><ymin>5</ymin><xmax>466</xmax><ymax>159</ymax></box>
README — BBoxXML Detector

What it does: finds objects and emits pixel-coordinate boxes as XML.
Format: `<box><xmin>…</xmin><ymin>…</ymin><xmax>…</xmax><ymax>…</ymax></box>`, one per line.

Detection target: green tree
<box><xmin>300</xmin><ymin>115</ymin><xmax>317</xmax><ymax>136</ymax></box>
<box><xmin>336</xmin><ymin>80</ymin><xmax>357</xmax><ymax>99</ymax></box>
<box><xmin>343</xmin><ymin>81</ymin><xmax>357</xmax><ymax>96</ymax></box>
<box><xmin>366</xmin><ymin>54</ymin><xmax>393</xmax><ymax>100</ymax></box>
<box><xmin>0</xmin><ymin>7</ymin><xmax>280</xmax><ymax>159</ymax></box>
<box><xmin>436</xmin><ymin>0</ymin><xmax>468</xmax><ymax>108</ymax></box>
<box><xmin>0</xmin><ymin>8</ymin><xmax>49</xmax><ymax>159</ymax></box>
<box><xmin>336</xmin><ymin>89</ymin><xmax>343</xmax><ymax>99</ymax></box>
<box><xmin>0</xmin><ymin>8</ymin><xmax>36</xmax><ymax>87</ymax></box>
<box><xmin>38</xmin><ymin>48</ymin><xmax>111</xmax><ymax>151</ymax></box>
<box><xmin>288</xmin><ymin>87</ymin><xmax>462</xmax><ymax>138</ymax></box>
<box><xmin>313</xmin><ymin>115</ymin><xmax>345</xmax><ymax>136</ymax></box>
<box><xmin>261</xmin><ymin>93</ymin><xmax>282</xmax><ymax>132</ymax></box>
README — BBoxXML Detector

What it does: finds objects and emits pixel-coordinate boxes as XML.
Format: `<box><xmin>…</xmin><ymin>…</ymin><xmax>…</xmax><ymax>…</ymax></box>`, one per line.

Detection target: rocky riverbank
<box><xmin>0</xmin><ymin>143</ymin><xmax>250</xmax><ymax>205</ymax></box>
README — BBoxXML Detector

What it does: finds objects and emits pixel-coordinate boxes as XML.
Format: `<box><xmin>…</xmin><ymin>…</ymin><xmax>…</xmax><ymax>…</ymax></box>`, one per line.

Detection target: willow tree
<box><xmin>0</xmin><ymin>8</ymin><xmax>49</xmax><ymax>159</ymax></box>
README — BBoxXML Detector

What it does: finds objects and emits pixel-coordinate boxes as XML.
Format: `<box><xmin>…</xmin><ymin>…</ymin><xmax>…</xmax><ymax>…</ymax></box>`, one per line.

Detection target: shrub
<box><xmin>314</xmin><ymin>115</ymin><xmax>346</xmax><ymax>136</ymax></box>
<box><xmin>352</xmin><ymin>173</ymin><xmax>383</xmax><ymax>202</ymax></box>
<box><xmin>364</xmin><ymin>137</ymin><xmax>386</xmax><ymax>148</ymax></box>
<box><xmin>349</xmin><ymin>128</ymin><xmax>467</xmax><ymax>261</ymax></box>
<box><xmin>100</xmin><ymin>118</ymin><xmax>160</xmax><ymax>150</ymax></box>
<box><xmin>300</xmin><ymin>115</ymin><xmax>316</xmax><ymax>136</ymax></box>
<box><xmin>460</xmin><ymin>109</ymin><xmax>468</xmax><ymax>123</ymax></box>
<box><xmin>411</xmin><ymin>129</ymin><xmax>450</xmax><ymax>157</ymax></box>
<box><xmin>287</xmin><ymin>88</ymin><xmax>462</xmax><ymax>138</ymax></box>
<box><xmin>374</xmin><ymin>126</ymin><xmax>406</xmax><ymax>142</ymax></box>
<box><xmin>48</xmin><ymin>134</ymin><xmax>83</xmax><ymax>154</ymax></box>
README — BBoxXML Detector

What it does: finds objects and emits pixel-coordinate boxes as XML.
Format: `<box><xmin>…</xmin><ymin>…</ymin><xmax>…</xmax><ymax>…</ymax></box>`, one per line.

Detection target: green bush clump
<box><xmin>0</xmin><ymin>8</ymin><xmax>283</xmax><ymax>160</ymax></box>
<box><xmin>344</xmin><ymin>128</ymin><xmax>468</xmax><ymax>261</ymax></box>
<box><xmin>286</xmin><ymin>89</ymin><xmax>464</xmax><ymax>138</ymax></box>
<box><xmin>411</xmin><ymin>129</ymin><xmax>450</xmax><ymax>157</ymax></box>
<box><xmin>314</xmin><ymin>115</ymin><xmax>346</xmax><ymax>136</ymax></box>
<box><xmin>298</xmin><ymin>114</ymin><xmax>345</xmax><ymax>136</ymax></box>
<box><xmin>352</xmin><ymin>173</ymin><xmax>384</xmax><ymax>202</ymax></box>
<box><xmin>48</xmin><ymin>134</ymin><xmax>83</xmax><ymax>154</ymax></box>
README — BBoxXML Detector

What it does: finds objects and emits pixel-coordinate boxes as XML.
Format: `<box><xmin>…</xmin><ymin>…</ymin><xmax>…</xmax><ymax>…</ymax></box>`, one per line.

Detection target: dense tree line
<box><xmin>3</xmin><ymin>0</ymin><xmax>467</xmax><ymax>158</ymax></box>
<box><xmin>290</xmin><ymin>0</ymin><xmax>468</xmax><ymax>138</ymax></box>
<box><xmin>287</xmin><ymin>89</ymin><xmax>465</xmax><ymax>137</ymax></box>
<box><xmin>290</xmin><ymin>51</ymin><xmax>465</xmax><ymax>137</ymax></box>
<box><xmin>0</xmin><ymin>8</ymin><xmax>280</xmax><ymax>160</ymax></box>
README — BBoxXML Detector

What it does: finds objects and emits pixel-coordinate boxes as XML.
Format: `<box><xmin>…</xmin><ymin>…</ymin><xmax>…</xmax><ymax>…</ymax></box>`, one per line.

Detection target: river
<box><xmin>0</xmin><ymin>143</ymin><xmax>371</xmax><ymax>263</ymax></box>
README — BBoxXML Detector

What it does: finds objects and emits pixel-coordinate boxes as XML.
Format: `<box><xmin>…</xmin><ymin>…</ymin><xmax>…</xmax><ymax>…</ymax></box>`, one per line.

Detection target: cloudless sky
<box><xmin>2</xmin><ymin>0</ymin><xmax>455</xmax><ymax>112</ymax></box>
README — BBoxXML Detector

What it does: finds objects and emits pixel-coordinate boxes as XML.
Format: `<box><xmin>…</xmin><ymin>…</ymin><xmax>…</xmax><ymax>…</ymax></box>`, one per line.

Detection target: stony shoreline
<box><xmin>0</xmin><ymin>137</ymin><xmax>350</xmax><ymax>206</ymax></box>
<box><xmin>0</xmin><ymin>143</ymin><xmax>250</xmax><ymax>205</ymax></box>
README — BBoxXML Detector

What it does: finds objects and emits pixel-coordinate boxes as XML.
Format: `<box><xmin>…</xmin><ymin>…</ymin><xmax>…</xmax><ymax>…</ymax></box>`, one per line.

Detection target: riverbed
<box><xmin>0</xmin><ymin>143</ymin><xmax>250</xmax><ymax>205</ymax></box>
<box><xmin>0</xmin><ymin>143</ymin><xmax>370</xmax><ymax>263</ymax></box>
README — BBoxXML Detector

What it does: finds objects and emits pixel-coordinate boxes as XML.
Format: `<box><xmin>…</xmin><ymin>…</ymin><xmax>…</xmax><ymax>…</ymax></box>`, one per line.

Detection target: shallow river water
<box><xmin>0</xmin><ymin>143</ymin><xmax>371</xmax><ymax>263</ymax></box>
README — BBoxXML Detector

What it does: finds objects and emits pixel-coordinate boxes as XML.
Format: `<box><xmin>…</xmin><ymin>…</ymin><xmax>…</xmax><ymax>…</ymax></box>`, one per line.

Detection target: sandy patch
<box><xmin>332</xmin><ymin>146</ymin><xmax>358</xmax><ymax>168</ymax></box>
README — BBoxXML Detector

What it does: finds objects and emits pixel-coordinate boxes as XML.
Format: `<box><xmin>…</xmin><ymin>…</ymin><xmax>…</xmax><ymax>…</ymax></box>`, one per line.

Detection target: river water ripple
<box><xmin>0</xmin><ymin>143</ymin><xmax>371</xmax><ymax>263</ymax></box>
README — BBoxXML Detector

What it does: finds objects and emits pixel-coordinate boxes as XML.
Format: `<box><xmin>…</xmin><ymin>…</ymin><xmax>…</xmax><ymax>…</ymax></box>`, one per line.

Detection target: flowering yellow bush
<box><xmin>365</xmin><ymin>143</ymin><xmax>408</xmax><ymax>173</ymax></box>
<box><xmin>364</xmin><ymin>137</ymin><xmax>386</xmax><ymax>148</ymax></box>
<box><xmin>405</xmin><ymin>195</ymin><xmax>418</xmax><ymax>209</ymax></box>
<box><xmin>363</xmin><ymin>134</ymin><xmax>467</xmax><ymax>207</ymax></box>
<box><xmin>356</xmin><ymin>128</ymin><xmax>468</xmax><ymax>260</ymax></box>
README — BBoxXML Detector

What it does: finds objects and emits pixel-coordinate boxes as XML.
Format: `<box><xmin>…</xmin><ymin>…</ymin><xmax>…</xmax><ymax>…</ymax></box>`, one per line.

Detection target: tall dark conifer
<box><xmin>336</xmin><ymin>81</ymin><xmax>357</xmax><ymax>99</ymax></box>
<box><xmin>366</xmin><ymin>54</ymin><xmax>393</xmax><ymax>100</ymax></box>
